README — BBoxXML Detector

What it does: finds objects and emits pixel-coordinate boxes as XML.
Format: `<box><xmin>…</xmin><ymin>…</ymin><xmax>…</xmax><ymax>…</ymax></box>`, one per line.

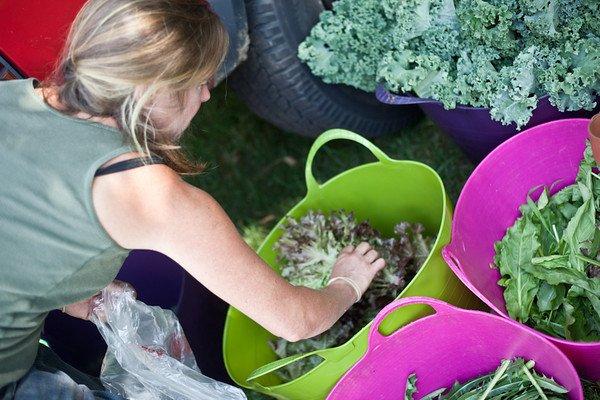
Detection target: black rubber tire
<box><xmin>230</xmin><ymin>0</ymin><xmax>421</xmax><ymax>138</ymax></box>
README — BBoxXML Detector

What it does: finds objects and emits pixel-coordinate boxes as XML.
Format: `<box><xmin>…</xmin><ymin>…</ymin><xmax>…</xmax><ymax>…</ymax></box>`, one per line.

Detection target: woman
<box><xmin>0</xmin><ymin>0</ymin><xmax>386</xmax><ymax>398</ymax></box>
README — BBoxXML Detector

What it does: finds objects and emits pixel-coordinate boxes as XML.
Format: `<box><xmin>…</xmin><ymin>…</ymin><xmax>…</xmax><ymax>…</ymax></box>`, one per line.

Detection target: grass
<box><xmin>184</xmin><ymin>84</ymin><xmax>473</xmax><ymax>231</ymax></box>
<box><xmin>585</xmin><ymin>380</ymin><xmax>600</xmax><ymax>399</ymax></box>
<box><xmin>184</xmin><ymin>83</ymin><xmax>599</xmax><ymax>399</ymax></box>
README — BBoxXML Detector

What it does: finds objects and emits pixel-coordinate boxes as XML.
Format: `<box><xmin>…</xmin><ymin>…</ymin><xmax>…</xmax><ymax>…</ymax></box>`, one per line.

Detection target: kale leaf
<box><xmin>298</xmin><ymin>0</ymin><xmax>600</xmax><ymax>128</ymax></box>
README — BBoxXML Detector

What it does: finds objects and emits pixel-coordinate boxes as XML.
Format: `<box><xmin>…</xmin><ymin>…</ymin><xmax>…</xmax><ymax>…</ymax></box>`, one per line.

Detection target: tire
<box><xmin>230</xmin><ymin>0</ymin><xmax>421</xmax><ymax>138</ymax></box>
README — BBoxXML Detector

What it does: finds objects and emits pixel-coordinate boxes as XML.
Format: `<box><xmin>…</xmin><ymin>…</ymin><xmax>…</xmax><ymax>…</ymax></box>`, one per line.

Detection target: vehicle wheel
<box><xmin>230</xmin><ymin>0</ymin><xmax>421</xmax><ymax>138</ymax></box>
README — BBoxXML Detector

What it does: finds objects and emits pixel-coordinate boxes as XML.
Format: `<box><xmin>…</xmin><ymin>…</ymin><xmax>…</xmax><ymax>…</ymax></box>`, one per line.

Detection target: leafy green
<box><xmin>405</xmin><ymin>358</ymin><xmax>569</xmax><ymax>399</ymax></box>
<box><xmin>495</xmin><ymin>215</ymin><xmax>540</xmax><ymax>321</ymax></box>
<box><xmin>271</xmin><ymin>210</ymin><xmax>433</xmax><ymax>381</ymax></box>
<box><xmin>405</xmin><ymin>374</ymin><xmax>418</xmax><ymax>400</ymax></box>
<box><xmin>298</xmin><ymin>0</ymin><xmax>600</xmax><ymax>127</ymax></box>
<box><xmin>494</xmin><ymin>141</ymin><xmax>600</xmax><ymax>341</ymax></box>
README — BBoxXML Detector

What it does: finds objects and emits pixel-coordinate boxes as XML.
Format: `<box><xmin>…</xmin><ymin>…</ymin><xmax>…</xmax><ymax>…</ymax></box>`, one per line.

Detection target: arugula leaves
<box><xmin>496</xmin><ymin>215</ymin><xmax>540</xmax><ymax>321</ymax></box>
<box><xmin>495</xmin><ymin>142</ymin><xmax>600</xmax><ymax>341</ymax></box>
<box><xmin>405</xmin><ymin>358</ymin><xmax>568</xmax><ymax>399</ymax></box>
<box><xmin>405</xmin><ymin>374</ymin><xmax>419</xmax><ymax>400</ymax></box>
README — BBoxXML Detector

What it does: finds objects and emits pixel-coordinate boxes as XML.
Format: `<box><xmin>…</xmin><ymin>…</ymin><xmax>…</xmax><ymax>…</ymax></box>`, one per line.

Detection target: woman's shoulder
<box><xmin>92</xmin><ymin>153</ymin><xmax>218</xmax><ymax>250</ymax></box>
<box><xmin>0</xmin><ymin>78</ymin><xmax>28</xmax><ymax>91</ymax></box>
<box><xmin>0</xmin><ymin>78</ymin><xmax>34</xmax><ymax>108</ymax></box>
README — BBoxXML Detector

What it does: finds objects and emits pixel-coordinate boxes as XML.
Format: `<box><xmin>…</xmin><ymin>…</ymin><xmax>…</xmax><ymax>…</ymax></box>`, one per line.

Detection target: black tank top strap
<box><xmin>94</xmin><ymin>155</ymin><xmax>165</xmax><ymax>177</ymax></box>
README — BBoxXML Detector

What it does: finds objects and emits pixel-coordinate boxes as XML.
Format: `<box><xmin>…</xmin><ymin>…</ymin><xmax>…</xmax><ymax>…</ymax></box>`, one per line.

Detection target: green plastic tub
<box><xmin>222</xmin><ymin>129</ymin><xmax>483</xmax><ymax>400</ymax></box>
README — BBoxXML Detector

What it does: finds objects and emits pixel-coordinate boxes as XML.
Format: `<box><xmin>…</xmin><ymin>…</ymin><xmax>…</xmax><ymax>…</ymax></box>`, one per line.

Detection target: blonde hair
<box><xmin>46</xmin><ymin>0</ymin><xmax>228</xmax><ymax>174</ymax></box>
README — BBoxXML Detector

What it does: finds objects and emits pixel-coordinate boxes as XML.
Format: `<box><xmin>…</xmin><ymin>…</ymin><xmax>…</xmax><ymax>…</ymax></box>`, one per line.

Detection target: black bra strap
<box><xmin>95</xmin><ymin>156</ymin><xmax>165</xmax><ymax>177</ymax></box>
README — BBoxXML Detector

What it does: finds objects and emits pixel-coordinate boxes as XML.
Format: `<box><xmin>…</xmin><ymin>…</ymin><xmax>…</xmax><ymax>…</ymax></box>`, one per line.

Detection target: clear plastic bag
<box><xmin>90</xmin><ymin>286</ymin><xmax>246</xmax><ymax>400</ymax></box>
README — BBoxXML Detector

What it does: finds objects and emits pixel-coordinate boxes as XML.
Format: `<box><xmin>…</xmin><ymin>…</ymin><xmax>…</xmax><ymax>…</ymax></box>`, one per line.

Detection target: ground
<box><xmin>184</xmin><ymin>85</ymin><xmax>473</xmax><ymax>229</ymax></box>
<box><xmin>186</xmin><ymin>84</ymin><xmax>599</xmax><ymax>399</ymax></box>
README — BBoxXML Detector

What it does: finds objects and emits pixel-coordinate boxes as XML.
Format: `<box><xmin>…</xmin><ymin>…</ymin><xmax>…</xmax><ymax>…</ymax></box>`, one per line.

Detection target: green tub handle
<box><xmin>305</xmin><ymin>129</ymin><xmax>395</xmax><ymax>195</ymax></box>
<box><xmin>246</xmin><ymin>345</ymin><xmax>350</xmax><ymax>384</ymax></box>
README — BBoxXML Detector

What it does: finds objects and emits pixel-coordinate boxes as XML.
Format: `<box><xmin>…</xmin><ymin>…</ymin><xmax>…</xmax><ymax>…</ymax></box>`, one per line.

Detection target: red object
<box><xmin>0</xmin><ymin>1</ymin><xmax>86</xmax><ymax>79</ymax></box>
<box><xmin>589</xmin><ymin>113</ymin><xmax>600</xmax><ymax>164</ymax></box>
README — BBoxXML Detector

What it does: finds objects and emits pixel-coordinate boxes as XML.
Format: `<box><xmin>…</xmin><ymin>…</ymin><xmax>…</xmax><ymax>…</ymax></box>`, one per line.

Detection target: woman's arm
<box><xmin>92</xmin><ymin>159</ymin><xmax>384</xmax><ymax>341</ymax></box>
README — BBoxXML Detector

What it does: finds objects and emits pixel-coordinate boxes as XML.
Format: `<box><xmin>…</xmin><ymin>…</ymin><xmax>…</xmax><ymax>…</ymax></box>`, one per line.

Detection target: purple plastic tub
<box><xmin>376</xmin><ymin>86</ymin><xmax>599</xmax><ymax>163</ymax></box>
<box><xmin>442</xmin><ymin>118</ymin><xmax>600</xmax><ymax>380</ymax></box>
<box><xmin>327</xmin><ymin>297</ymin><xmax>583</xmax><ymax>400</ymax></box>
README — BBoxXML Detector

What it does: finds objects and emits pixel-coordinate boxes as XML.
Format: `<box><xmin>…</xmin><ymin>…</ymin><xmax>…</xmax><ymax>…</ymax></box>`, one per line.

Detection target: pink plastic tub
<box><xmin>442</xmin><ymin>118</ymin><xmax>600</xmax><ymax>380</ymax></box>
<box><xmin>327</xmin><ymin>297</ymin><xmax>583</xmax><ymax>400</ymax></box>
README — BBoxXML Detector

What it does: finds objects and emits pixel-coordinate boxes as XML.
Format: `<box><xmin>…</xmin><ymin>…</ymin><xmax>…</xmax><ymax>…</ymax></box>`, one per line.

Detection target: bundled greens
<box><xmin>405</xmin><ymin>358</ymin><xmax>568</xmax><ymax>399</ymax></box>
<box><xmin>272</xmin><ymin>210</ymin><xmax>433</xmax><ymax>381</ymax></box>
<box><xmin>298</xmin><ymin>0</ymin><xmax>600</xmax><ymax>127</ymax></box>
<box><xmin>494</xmin><ymin>142</ymin><xmax>600</xmax><ymax>341</ymax></box>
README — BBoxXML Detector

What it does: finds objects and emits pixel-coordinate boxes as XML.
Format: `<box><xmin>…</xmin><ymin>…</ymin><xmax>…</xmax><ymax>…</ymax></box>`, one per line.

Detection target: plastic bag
<box><xmin>90</xmin><ymin>286</ymin><xmax>246</xmax><ymax>400</ymax></box>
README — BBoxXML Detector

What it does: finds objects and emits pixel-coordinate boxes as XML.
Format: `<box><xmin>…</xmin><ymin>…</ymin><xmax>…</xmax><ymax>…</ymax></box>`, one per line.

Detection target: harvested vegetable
<box><xmin>271</xmin><ymin>210</ymin><xmax>433</xmax><ymax>381</ymax></box>
<box><xmin>405</xmin><ymin>358</ymin><xmax>569</xmax><ymax>399</ymax></box>
<box><xmin>494</xmin><ymin>142</ymin><xmax>600</xmax><ymax>341</ymax></box>
<box><xmin>298</xmin><ymin>0</ymin><xmax>600</xmax><ymax>127</ymax></box>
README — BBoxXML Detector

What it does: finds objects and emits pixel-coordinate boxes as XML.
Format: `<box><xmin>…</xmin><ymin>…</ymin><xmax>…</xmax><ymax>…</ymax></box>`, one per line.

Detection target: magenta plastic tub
<box><xmin>327</xmin><ymin>297</ymin><xmax>583</xmax><ymax>400</ymax></box>
<box><xmin>376</xmin><ymin>86</ymin><xmax>599</xmax><ymax>163</ymax></box>
<box><xmin>442</xmin><ymin>118</ymin><xmax>600</xmax><ymax>380</ymax></box>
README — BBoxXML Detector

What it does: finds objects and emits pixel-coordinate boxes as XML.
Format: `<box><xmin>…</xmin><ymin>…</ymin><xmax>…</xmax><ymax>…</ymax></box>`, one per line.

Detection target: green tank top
<box><xmin>0</xmin><ymin>79</ymin><xmax>133</xmax><ymax>388</ymax></box>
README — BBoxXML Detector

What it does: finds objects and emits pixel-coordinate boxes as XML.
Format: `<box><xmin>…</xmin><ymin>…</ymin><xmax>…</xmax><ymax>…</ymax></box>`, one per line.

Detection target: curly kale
<box><xmin>271</xmin><ymin>210</ymin><xmax>434</xmax><ymax>381</ymax></box>
<box><xmin>298</xmin><ymin>0</ymin><xmax>600</xmax><ymax>128</ymax></box>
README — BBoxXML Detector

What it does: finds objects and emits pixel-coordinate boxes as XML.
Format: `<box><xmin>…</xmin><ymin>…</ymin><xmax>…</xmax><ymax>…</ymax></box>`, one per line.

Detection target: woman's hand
<box><xmin>61</xmin><ymin>280</ymin><xmax>135</xmax><ymax>320</ymax></box>
<box><xmin>328</xmin><ymin>242</ymin><xmax>386</xmax><ymax>301</ymax></box>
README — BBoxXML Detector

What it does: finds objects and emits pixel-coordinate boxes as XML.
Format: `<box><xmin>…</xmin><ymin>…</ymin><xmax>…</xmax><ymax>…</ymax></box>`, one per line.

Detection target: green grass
<box><xmin>184</xmin><ymin>84</ymin><xmax>473</xmax><ymax>232</ymax></box>
<box><xmin>184</xmin><ymin>84</ymin><xmax>599</xmax><ymax>398</ymax></box>
<box><xmin>585</xmin><ymin>380</ymin><xmax>600</xmax><ymax>400</ymax></box>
